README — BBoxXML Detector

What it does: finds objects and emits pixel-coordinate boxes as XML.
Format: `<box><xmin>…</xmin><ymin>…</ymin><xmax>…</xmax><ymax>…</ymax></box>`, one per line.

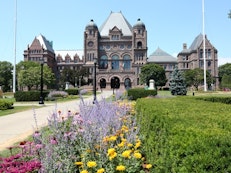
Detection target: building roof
<box><xmin>189</xmin><ymin>33</ymin><xmax>203</xmax><ymax>50</ymax></box>
<box><xmin>36</xmin><ymin>34</ymin><xmax>54</xmax><ymax>53</ymax></box>
<box><xmin>55</xmin><ymin>50</ymin><xmax>84</xmax><ymax>60</ymax></box>
<box><xmin>179</xmin><ymin>33</ymin><xmax>212</xmax><ymax>54</ymax></box>
<box><xmin>99</xmin><ymin>11</ymin><xmax>133</xmax><ymax>36</ymax></box>
<box><xmin>148</xmin><ymin>47</ymin><xmax>177</xmax><ymax>63</ymax></box>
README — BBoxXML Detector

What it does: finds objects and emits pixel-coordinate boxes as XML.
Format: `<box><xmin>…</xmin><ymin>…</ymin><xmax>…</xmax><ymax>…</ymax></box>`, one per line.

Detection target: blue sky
<box><xmin>0</xmin><ymin>0</ymin><xmax>230</xmax><ymax>66</ymax></box>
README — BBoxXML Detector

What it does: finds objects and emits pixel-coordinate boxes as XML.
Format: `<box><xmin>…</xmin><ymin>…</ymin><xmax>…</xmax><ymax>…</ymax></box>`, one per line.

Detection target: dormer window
<box><xmin>111</xmin><ymin>35</ymin><xmax>119</xmax><ymax>40</ymax></box>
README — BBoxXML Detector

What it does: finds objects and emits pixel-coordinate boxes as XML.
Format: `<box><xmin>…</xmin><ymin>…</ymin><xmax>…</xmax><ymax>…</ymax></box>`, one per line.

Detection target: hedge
<box><xmin>136</xmin><ymin>97</ymin><xmax>231</xmax><ymax>172</ymax></box>
<box><xmin>14</xmin><ymin>91</ymin><xmax>49</xmax><ymax>102</ymax></box>
<box><xmin>0</xmin><ymin>100</ymin><xmax>13</xmax><ymax>110</ymax></box>
<box><xmin>127</xmin><ymin>88</ymin><xmax>157</xmax><ymax>100</ymax></box>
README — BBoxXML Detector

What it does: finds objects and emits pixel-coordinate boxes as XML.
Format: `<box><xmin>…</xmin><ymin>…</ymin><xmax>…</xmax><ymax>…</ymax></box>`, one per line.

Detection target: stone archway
<box><xmin>100</xmin><ymin>78</ymin><xmax>106</xmax><ymax>89</ymax></box>
<box><xmin>111</xmin><ymin>76</ymin><xmax>120</xmax><ymax>89</ymax></box>
<box><xmin>124</xmin><ymin>78</ymin><xmax>131</xmax><ymax>90</ymax></box>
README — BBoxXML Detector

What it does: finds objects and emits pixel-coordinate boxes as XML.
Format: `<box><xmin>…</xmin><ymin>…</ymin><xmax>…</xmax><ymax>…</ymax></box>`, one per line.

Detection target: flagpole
<box><xmin>13</xmin><ymin>0</ymin><xmax>17</xmax><ymax>93</ymax></box>
<box><xmin>202</xmin><ymin>0</ymin><xmax>207</xmax><ymax>91</ymax></box>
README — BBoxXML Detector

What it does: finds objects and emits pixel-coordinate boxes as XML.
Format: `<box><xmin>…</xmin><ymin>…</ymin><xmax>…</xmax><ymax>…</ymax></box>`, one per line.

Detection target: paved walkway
<box><xmin>0</xmin><ymin>90</ymin><xmax>113</xmax><ymax>151</ymax></box>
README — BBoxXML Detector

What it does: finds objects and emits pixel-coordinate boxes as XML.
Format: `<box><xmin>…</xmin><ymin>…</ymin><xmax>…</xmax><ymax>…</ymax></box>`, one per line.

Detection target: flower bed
<box><xmin>0</xmin><ymin>98</ymin><xmax>152</xmax><ymax>172</ymax></box>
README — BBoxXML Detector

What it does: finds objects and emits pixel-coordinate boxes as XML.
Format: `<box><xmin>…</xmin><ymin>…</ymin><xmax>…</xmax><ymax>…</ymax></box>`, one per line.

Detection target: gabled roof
<box><xmin>55</xmin><ymin>50</ymin><xmax>84</xmax><ymax>60</ymax></box>
<box><xmin>99</xmin><ymin>11</ymin><xmax>133</xmax><ymax>36</ymax></box>
<box><xmin>179</xmin><ymin>33</ymin><xmax>216</xmax><ymax>55</ymax></box>
<box><xmin>189</xmin><ymin>33</ymin><xmax>203</xmax><ymax>50</ymax></box>
<box><xmin>148</xmin><ymin>47</ymin><xmax>177</xmax><ymax>63</ymax></box>
<box><xmin>36</xmin><ymin>34</ymin><xmax>54</xmax><ymax>53</ymax></box>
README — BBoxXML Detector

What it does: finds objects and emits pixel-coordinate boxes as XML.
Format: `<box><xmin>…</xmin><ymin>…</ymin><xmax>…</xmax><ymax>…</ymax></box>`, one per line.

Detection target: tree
<box><xmin>221</xmin><ymin>74</ymin><xmax>231</xmax><ymax>89</ymax></box>
<box><xmin>140</xmin><ymin>63</ymin><xmax>167</xmax><ymax>88</ymax></box>
<box><xmin>59</xmin><ymin>67</ymin><xmax>89</xmax><ymax>88</ymax></box>
<box><xmin>0</xmin><ymin>61</ymin><xmax>13</xmax><ymax>92</ymax></box>
<box><xmin>228</xmin><ymin>10</ymin><xmax>231</xmax><ymax>18</ymax></box>
<box><xmin>169</xmin><ymin>66</ymin><xmax>187</xmax><ymax>95</ymax></box>
<box><xmin>17</xmin><ymin>61</ymin><xmax>55</xmax><ymax>91</ymax></box>
<box><xmin>184</xmin><ymin>68</ymin><xmax>214</xmax><ymax>90</ymax></box>
<box><xmin>219</xmin><ymin>63</ymin><xmax>231</xmax><ymax>89</ymax></box>
<box><xmin>218</xmin><ymin>63</ymin><xmax>231</xmax><ymax>82</ymax></box>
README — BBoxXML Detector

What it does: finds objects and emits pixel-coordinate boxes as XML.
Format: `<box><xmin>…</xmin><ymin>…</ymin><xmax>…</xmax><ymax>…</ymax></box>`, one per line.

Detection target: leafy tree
<box><xmin>0</xmin><ymin>61</ymin><xmax>13</xmax><ymax>92</ymax></box>
<box><xmin>228</xmin><ymin>10</ymin><xmax>231</xmax><ymax>18</ymax></box>
<box><xmin>59</xmin><ymin>67</ymin><xmax>89</xmax><ymax>88</ymax></box>
<box><xmin>169</xmin><ymin>66</ymin><xmax>187</xmax><ymax>95</ymax></box>
<box><xmin>221</xmin><ymin>74</ymin><xmax>231</xmax><ymax>89</ymax></box>
<box><xmin>140</xmin><ymin>63</ymin><xmax>167</xmax><ymax>88</ymax></box>
<box><xmin>218</xmin><ymin>63</ymin><xmax>231</xmax><ymax>84</ymax></box>
<box><xmin>17</xmin><ymin>61</ymin><xmax>55</xmax><ymax>91</ymax></box>
<box><xmin>184</xmin><ymin>68</ymin><xmax>214</xmax><ymax>90</ymax></box>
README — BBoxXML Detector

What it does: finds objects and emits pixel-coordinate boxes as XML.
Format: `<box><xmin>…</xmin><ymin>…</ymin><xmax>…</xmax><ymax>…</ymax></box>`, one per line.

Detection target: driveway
<box><xmin>0</xmin><ymin>90</ymin><xmax>113</xmax><ymax>151</ymax></box>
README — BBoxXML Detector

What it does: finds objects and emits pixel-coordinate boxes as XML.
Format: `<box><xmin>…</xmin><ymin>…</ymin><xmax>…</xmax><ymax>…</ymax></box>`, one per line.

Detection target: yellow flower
<box><xmin>87</xmin><ymin>161</ymin><xmax>97</xmax><ymax>168</ymax></box>
<box><xmin>109</xmin><ymin>135</ymin><xmax>117</xmax><ymax>141</ymax></box>
<box><xmin>97</xmin><ymin>168</ymin><xmax>105</xmax><ymax>173</ymax></box>
<box><xmin>109</xmin><ymin>152</ymin><xmax>117</xmax><ymax>160</ymax></box>
<box><xmin>107</xmin><ymin>148</ymin><xmax>117</xmax><ymax>160</ymax></box>
<box><xmin>75</xmin><ymin>161</ymin><xmax>83</xmax><ymax>166</ymax></box>
<box><xmin>133</xmin><ymin>152</ymin><xmax>142</xmax><ymax>159</ymax></box>
<box><xmin>135</xmin><ymin>140</ymin><xmax>141</xmax><ymax>149</ymax></box>
<box><xmin>145</xmin><ymin>164</ymin><xmax>152</xmax><ymax>169</ymax></box>
<box><xmin>116</xmin><ymin>165</ymin><xmax>126</xmax><ymax>171</ymax></box>
<box><xmin>127</xmin><ymin>143</ymin><xmax>133</xmax><ymax>147</ymax></box>
<box><xmin>80</xmin><ymin>170</ymin><xmax>88</xmax><ymax>173</ymax></box>
<box><xmin>122</xmin><ymin>150</ymin><xmax>132</xmax><ymax>158</ymax></box>
<box><xmin>117</xmin><ymin>142</ymin><xmax>124</xmax><ymax>147</ymax></box>
<box><xmin>107</xmin><ymin>148</ymin><xmax>116</xmax><ymax>156</ymax></box>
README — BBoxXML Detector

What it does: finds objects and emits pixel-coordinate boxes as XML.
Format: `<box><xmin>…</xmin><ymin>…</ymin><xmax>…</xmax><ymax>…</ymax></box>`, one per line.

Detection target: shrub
<box><xmin>0</xmin><ymin>100</ymin><xmax>13</xmax><ymax>110</ymax></box>
<box><xmin>136</xmin><ymin>97</ymin><xmax>231</xmax><ymax>172</ymax></box>
<box><xmin>14</xmin><ymin>91</ymin><xmax>49</xmax><ymax>102</ymax></box>
<box><xmin>65</xmin><ymin>88</ymin><xmax>79</xmax><ymax>95</ymax></box>
<box><xmin>48</xmin><ymin>90</ymin><xmax>68</xmax><ymax>98</ymax></box>
<box><xmin>127</xmin><ymin>88</ymin><xmax>157</xmax><ymax>100</ymax></box>
<box><xmin>196</xmin><ymin>96</ymin><xmax>231</xmax><ymax>104</ymax></box>
<box><xmin>32</xmin><ymin>99</ymin><xmax>152</xmax><ymax>172</ymax></box>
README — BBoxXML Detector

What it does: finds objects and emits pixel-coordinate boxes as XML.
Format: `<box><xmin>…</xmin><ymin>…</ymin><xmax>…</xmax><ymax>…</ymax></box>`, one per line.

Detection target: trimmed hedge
<box><xmin>127</xmin><ymin>88</ymin><xmax>157</xmax><ymax>100</ymax></box>
<box><xmin>0</xmin><ymin>100</ymin><xmax>13</xmax><ymax>110</ymax></box>
<box><xmin>136</xmin><ymin>97</ymin><xmax>231</xmax><ymax>172</ymax></box>
<box><xmin>14</xmin><ymin>91</ymin><xmax>49</xmax><ymax>102</ymax></box>
<box><xmin>196</xmin><ymin>96</ymin><xmax>231</xmax><ymax>104</ymax></box>
<box><xmin>64</xmin><ymin>88</ymin><xmax>79</xmax><ymax>95</ymax></box>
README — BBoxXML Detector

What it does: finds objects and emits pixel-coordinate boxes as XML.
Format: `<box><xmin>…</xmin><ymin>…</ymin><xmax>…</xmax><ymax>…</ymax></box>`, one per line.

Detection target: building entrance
<box><xmin>111</xmin><ymin>77</ymin><xmax>120</xmax><ymax>89</ymax></box>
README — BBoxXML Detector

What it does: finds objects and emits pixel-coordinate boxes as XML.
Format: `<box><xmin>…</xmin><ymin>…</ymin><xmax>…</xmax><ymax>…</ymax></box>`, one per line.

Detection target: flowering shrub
<box><xmin>0</xmin><ymin>141</ymin><xmax>41</xmax><ymax>172</ymax></box>
<box><xmin>0</xmin><ymin>98</ymin><xmax>152</xmax><ymax>172</ymax></box>
<box><xmin>79</xmin><ymin>89</ymin><xmax>88</xmax><ymax>95</ymax></box>
<box><xmin>47</xmin><ymin>90</ymin><xmax>68</xmax><ymax>98</ymax></box>
<box><xmin>33</xmin><ymin>98</ymin><xmax>152</xmax><ymax>172</ymax></box>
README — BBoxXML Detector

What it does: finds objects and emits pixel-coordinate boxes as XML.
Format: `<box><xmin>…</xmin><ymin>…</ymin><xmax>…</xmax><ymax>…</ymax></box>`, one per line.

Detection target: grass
<box><xmin>0</xmin><ymin>106</ymin><xmax>39</xmax><ymax>117</ymax></box>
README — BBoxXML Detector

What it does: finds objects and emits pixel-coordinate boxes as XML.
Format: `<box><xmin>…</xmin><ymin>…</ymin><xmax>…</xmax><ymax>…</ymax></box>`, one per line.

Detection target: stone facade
<box><xmin>23</xmin><ymin>13</ymin><xmax>219</xmax><ymax>91</ymax></box>
<box><xmin>83</xmin><ymin>12</ymin><xmax>147</xmax><ymax>90</ymax></box>
<box><xmin>177</xmin><ymin>34</ymin><xmax>219</xmax><ymax>88</ymax></box>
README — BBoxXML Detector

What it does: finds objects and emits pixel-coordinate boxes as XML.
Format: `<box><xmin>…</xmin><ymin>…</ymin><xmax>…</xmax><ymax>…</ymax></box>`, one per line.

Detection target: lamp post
<box><xmin>93</xmin><ymin>58</ymin><xmax>97</xmax><ymax>103</ymax></box>
<box><xmin>112</xmin><ymin>77</ymin><xmax>115</xmax><ymax>95</ymax></box>
<box><xmin>39</xmin><ymin>59</ymin><xmax>44</xmax><ymax>104</ymax></box>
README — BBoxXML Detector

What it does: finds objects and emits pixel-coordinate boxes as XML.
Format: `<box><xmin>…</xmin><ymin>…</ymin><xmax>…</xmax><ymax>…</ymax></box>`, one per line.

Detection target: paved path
<box><xmin>0</xmin><ymin>90</ymin><xmax>113</xmax><ymax>151</ymax></box>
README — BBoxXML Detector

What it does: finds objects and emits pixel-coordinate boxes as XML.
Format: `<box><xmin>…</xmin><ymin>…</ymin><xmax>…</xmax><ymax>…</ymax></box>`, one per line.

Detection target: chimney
<box><xmin>183</xmin><ymin>43</ymin><xmax>187</xmax><ymax>50</ymax></box>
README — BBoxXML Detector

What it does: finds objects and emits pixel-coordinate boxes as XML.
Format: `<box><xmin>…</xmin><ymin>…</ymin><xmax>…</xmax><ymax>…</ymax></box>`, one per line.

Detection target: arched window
<box><xmin>137</xmin><ymin>41</ymin><xmax>142</xmax><ymax>48</ymax></box>
<box><xmin>99</xmin><ymin>55</ymin><xmax>108</xmax><ymax>69</ymax></box>
<box><xmin>123</xmin><ymin>55</ymin><xmax>131</xmax><ymax>70</ymax></box>
<box><xmin>111</xmin><ymin>55</ymin><xmax>119</xmax><ymax>70</ymax></box>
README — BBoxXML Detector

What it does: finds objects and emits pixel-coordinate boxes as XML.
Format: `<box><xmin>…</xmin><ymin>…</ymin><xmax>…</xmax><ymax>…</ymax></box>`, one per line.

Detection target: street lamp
<box><xmin>112</xmin><ymin>77</ymin><xmax>115</xmax><ymax>95</ymax></box>
<box><xmin>93</xmin><ymin>58</ymin><xmax>97</xmax><ymax>103</ymax></box>
<box><xmin>39</xmin><ymin>58</ymin><xmax>44</xmax><ymax>104</ymax></box>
